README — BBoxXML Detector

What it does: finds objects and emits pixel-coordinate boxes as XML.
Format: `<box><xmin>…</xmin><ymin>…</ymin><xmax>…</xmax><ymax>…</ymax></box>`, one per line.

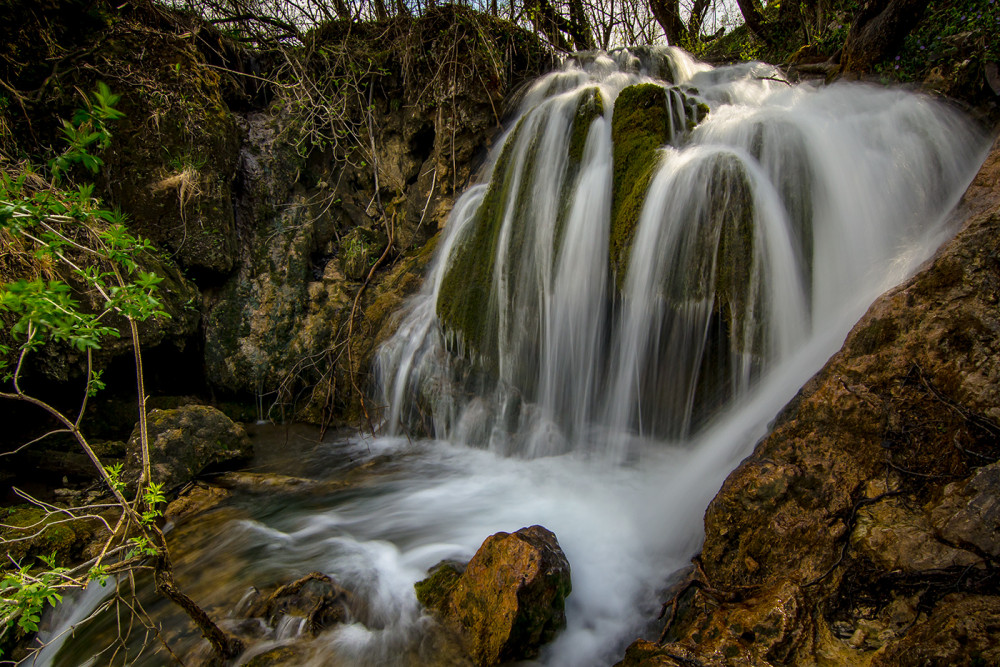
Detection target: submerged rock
<box><xmin>163</xmin><ymin>482</ymin><xmax>233</xmax><ymax>524</ymax></box>
<box><xmin>124</xmin><ymin>405</ymin><xmax>252</xmax><ymax>491</ymax></box>
<box><xmin>415</xmin><ymin>525</ymin><xmax>572</xmax><ymax>666</ymax></box>
<box><xmin>243</xmin><ymin>572</ymin><xmax>356</xmax><ymax>637</ymax></box>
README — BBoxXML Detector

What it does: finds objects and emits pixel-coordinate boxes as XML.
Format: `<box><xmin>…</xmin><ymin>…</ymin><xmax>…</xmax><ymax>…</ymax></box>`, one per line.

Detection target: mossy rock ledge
<box><xmin>435</xmin><ymin>86</ymin><xmax>608</xmax><ymax>367</ymax></box>
<box><xmin>609</xmin><ymin>83</ymin><xmax>708</xmax><ymax>287</ymax></box>
<box><xmin>415</xmin><ymin>525</ymin><xmax>572</xmax><ymax>666</ymax></box>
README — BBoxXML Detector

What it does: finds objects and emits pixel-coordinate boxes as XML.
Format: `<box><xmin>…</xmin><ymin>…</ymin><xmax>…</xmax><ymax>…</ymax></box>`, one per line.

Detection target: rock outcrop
<box><xmin>415</xmin><ymin>525</ymin><xmax>572</xmax><ymax>666</ymax></box>
<box><xmin>626</xmin><ymin>136</ymin><xmax>1000</xmax><ymax>665</ymax></box>
<box><xmin>199</xmin><ymin>6</ymin><xmax>552</xmax><ymax>422</ymax></box>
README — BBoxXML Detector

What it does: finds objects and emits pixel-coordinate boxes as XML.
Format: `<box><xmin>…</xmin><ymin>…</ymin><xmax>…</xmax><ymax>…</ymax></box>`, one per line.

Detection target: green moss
<box><xmin>435</xmin><ymin>117</ymin><xmax>528</xmax><ymax>363</ymax></box>
<box><xmin>567</xmin><ymin>87</ymin><xmax>604</xmax><ymax>165</ymax></box>
<box><xmin>609</xmin><ymin>85</ymin><xmax>711</xmax><ymax>287</ymax></box>
<box><xmin>414</xmin><ymin>560</ymin><xmax>464</xmax><ymax>612</ymax></box>
<box><xmin>554</xmin><ymin>88</ymin><xmax>604</xmax><ymax>265</ymax></box>
<box><xmin>609</xmin><ymin>83</ymin><xmax>671</xmax><ymax>286</ymax></box>
<box><xmin>0</xmin><ymin>506</ymin><xmax>94</xmax><ymax>570</ymax></box>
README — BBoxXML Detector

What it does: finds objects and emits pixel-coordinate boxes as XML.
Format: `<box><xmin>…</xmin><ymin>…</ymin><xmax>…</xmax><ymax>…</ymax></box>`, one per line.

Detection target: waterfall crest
<box><xmin>377</xmin><ymin>47</ymin><xmax>985</xmax><ymax>461</ymax></box>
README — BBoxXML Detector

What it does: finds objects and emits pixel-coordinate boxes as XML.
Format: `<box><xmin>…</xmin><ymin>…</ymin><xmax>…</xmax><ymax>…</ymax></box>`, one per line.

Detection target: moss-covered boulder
<box><xmin>609</xmin><ymin>83</ymin><xmax>707</xmax><ymax>286</ymax></box>
<box><xmin>0</xmin><ymin>505</ymin><xmax>108</xmax><ymax>570</ymax></box>
<box><xmin>414</xmin><ymin>559</ymin><xmax>466</xmax><ymax>612</ymax></box>
<box><xmin>123</xmin><ymin>405</ymin><xmax>252</xmax><ymax>492</ymax></box>
<box><xmin>415</xmin><ymin>525</ymin><xmax>572</xmax><ymax>666</ymax></box>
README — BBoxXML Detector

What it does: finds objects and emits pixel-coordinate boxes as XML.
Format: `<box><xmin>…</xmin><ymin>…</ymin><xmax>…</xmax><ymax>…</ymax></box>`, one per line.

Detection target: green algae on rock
<box><xmin>609</xmin><ymin>83</ymin><xmax>708</xmax><ymax>286</ymax></box>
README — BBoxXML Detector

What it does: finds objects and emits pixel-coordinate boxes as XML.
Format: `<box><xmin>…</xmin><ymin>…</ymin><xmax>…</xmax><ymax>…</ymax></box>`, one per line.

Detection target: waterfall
<box><xmin>45</xmin><ymin>48</ymin><xmax>989</xmax><ymax>667</ymax></box>
<box><xmin>377</xmin><ymin>48</ymin><xmax>985</xmax><ymax>460</ymax></box>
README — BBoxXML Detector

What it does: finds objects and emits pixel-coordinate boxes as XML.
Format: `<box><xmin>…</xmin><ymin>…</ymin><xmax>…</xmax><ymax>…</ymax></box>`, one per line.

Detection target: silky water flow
<box><xmin>43</xmin><ymin>48</ymin><xmax>988</xmax><ymax>666</ymax></box>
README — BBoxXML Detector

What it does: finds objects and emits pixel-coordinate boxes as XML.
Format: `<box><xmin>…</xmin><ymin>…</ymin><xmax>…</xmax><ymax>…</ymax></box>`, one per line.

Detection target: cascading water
<box><xmin>45</xmin><ymin>48</ymin><xmax>987</xmax><ymax>667</ymax></box>
<box><xmin>378</xmin><ymin>48</ymin><xmax>983</xmax><ymax>458</ymax></box>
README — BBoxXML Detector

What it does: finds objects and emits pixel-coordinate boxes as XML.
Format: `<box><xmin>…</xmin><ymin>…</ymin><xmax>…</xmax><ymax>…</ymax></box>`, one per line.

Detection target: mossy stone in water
<box><xmin>436</xmin><ymin>118</ymin><xmax>529</xmax><ymax>365</ymax></box>
<box><xmin>414</xmin><ymin>559</ymin><xmax>465</xmax><ymax>612</ymax></box>
<box><xmin>609</xmin><ymin>83</ymin><xmax>671</xmax><ymax>286</ymax></box>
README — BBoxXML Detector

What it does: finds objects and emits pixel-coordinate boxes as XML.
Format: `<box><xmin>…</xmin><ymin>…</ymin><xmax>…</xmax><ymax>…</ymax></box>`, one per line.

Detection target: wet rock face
<box><xmin>639</xmin><ymin>137</ymin><xmax>1000</xmax><ymax>665</ymax></box>
<box><xmin>241</xmin><ymin>572</ymin><xmax>355</xmax><ymax>638</ymax></box>
<box><xmin>201</xmin><ymin>8</ymin><xmax>552</xmax><ymax>423</ymax></box>
<box><xmin>124</xmin><ymin>405</ymin><xmax>252</xmax><ymax>491</ymax></box>
<box><xmin>415</xmin><ymin>525</ymin><xmax>572</xmax><ymax>666</ymax></box>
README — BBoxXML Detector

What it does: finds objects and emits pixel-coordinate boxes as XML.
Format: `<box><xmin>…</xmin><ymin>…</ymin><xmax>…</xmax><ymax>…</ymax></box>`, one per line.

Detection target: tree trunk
<box><xmin>735</xmin><ymin>0</ymin><xmax>770</xmax><ymax>43</ymax></box>
<box><xmin>526</xmin><ymin>0</ymin><xmax>573</xmax><ymax>52</ymax></box>
<box><xmin>567</xmin><ymin>0</ymin><xmax>595</xmax><ymax>50</ymax></box>
<box><xmin>841</xmin><ymin>0</ymin><xmax>929</xmax><ymax>72</ymax></box>
<box><xmin>648</xmin><ymin>0</ymin><xmax>685</xmax><ymax>46</ymax></box>
<box><xmin>688</xmin><ymin>0</ymin><xmax>710</xmax><ymax>43</ymax></box>
<box><xmin>333</xmin><ymin>0</ymin><xmax>352</xmax><ymax>20</ymax></box>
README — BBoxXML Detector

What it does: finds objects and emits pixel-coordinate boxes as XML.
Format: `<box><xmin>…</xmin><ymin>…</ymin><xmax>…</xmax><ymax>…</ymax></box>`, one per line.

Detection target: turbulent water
<box><xmin>44</xmin><ymin>48</ymin><xmax>987</xmax><ymax>666</ymax></box>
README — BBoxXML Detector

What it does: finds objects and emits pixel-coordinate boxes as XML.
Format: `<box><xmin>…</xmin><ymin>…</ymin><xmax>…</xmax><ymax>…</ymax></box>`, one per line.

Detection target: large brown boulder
<box><xmin>415</xmin><ymin>525</ymin><xmax>572</xmax><ymax>666</ymax></box>
<box><xmin>124</xmin><ymin>405</ymin><xmax>252</xmax><ymax>491</ymax></box>
<box><xmin>632</xmin><ymin>137</ymin><xmax>1000</xmax><ymax>664</ymax></box>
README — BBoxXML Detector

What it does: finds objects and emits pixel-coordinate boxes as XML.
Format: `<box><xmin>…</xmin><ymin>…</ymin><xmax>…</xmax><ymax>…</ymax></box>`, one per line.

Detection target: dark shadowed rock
<box><xmin>244</xmin><ymin>572</ymin><xmax>355</xmax><ymax>637</ymax></box>
<box><xmin>930</xmin><ymin>460</ymin><xmax>1000</xmax><ymax>559</ymax></box>
<box><xmin>124</xmin><ymin>405</ymin><xmax>252</xmax><ymax>491</ymax></box>
<box><xmin>870</xmin><ymin>594</ymin><xmax>1000</xmax><ymax>667</ymax></box>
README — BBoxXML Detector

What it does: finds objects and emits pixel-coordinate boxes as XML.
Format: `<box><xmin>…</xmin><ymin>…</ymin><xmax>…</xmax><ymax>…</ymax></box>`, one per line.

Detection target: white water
<box><xmin>46</xmin><ymin>49</ymin><xmax>987</xmax><ymax>666</ymax></box>
<box><xmin>368</xmin><ymin>47</ymin><xmax>986</xmax><ymax>663</ymax></box>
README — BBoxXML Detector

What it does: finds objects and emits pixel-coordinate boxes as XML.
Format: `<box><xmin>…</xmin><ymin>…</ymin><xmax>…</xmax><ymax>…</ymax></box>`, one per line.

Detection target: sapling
<box><xmin>0</xmin><ymin>84</ymin><xmax>242</xmax><ymax>662</ymax></box>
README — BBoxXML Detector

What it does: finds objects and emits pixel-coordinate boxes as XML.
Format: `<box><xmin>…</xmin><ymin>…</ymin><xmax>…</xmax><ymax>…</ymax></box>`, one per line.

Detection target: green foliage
<box><xmin>1</xmin><ymin>86</ymin><xmax>168</xmax><ymax>372</ymax></box>
<box><xmin>140</xmin><ymin>482</ymin><xmax>167</xmax><ymax>526</ymax></box>
<box><xmin>126</xmin><ymin>536</ymin><xmax>158</xmax><ymax>559</ymax></box>
<box><xmin>0</xmin><ymin>564</ymin><xmax>66</xmax><ymax>636</ymax></box>
<box><xmin>0</xmin><ymin>84</ymin><xmax>175</xmax><ymax>654</ymax></box>
<box><xmin>104</xmin><ymin>462</ymin><xmax>126</xmax><ymax>494</ymax></box>
<box><xmin>0</xmin><ymin>279</ymin><xmax>118</xmax><ymax>356</ymax></box>
<box><xmin>49</xmin><ymin>82</ymin><xmax>125</xmax><ymax>181</ymax></box>
<box><xmin>878</xmin><ymin>0</ymin><xmax>999</xmax><ymax>81</ymax></box>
